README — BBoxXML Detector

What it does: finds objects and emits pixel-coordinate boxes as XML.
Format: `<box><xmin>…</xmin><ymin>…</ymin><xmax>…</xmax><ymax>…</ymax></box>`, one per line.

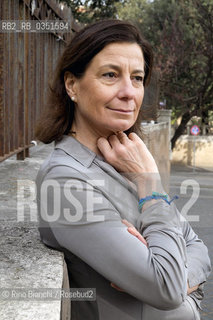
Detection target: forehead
<box><xmin>89</xmin><ymin>42</ymin><xmax>145</xmax><ymax>69</ymax></box>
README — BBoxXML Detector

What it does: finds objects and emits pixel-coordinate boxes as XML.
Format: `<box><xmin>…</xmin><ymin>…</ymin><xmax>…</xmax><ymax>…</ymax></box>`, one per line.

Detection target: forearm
<box><xmin>137</xmin><ymin>177</ymin><xmax>211</xmax><ymax>290</ymax></box>
<box><xmin>181</xmin><ymin>218</ymin><xmax>211</xmax><ymax>288</ymax></box>
<box><xmin>187</xmin><ymin>242</ymin><xmax>211</xmax><ymax>288</ymax></box>
<box><xmin>121</xmin><ymin>220</ymin><xmax>199</xmax><ymax>296</ymax></box>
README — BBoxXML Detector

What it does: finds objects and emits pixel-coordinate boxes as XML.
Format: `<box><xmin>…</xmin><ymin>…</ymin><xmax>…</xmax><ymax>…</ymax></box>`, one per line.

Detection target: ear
<box><xmin>64</xmin><ymin>71</ymin><xmax>78</xmax><ymax>98</ymax></box>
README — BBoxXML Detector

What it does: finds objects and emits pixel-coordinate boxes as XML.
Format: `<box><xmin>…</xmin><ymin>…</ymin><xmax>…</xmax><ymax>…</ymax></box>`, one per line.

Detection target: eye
<box><xmin>102</xmin><ymin>72</ymin><xmax>117</xmax><ymax>78</ymax></box>
<box><xmin>132</xmin><ymin>76</ymin><xmax>144</xmax><ymax>82</ymax></box>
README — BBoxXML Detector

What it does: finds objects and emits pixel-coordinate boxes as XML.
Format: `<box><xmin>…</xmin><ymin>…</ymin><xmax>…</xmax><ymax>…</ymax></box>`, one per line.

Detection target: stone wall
<box><xmin>0</xmin><ymin>223</ymin><xmax>70</xmax><ymax>320</ymax></box>
<box><xmin>142</xmin><ymin>121</ymin><xmax>170</xmax><ymax>193</ymax></box>
<box><xmin>0</xmin><ymin>144</ymin><xmax>71</xmax><ymax>320</ymax></box>
<box><xmin>172</xmin><ymin>135</ymin><xmax>213</xmax><ymax>169</ymax></box>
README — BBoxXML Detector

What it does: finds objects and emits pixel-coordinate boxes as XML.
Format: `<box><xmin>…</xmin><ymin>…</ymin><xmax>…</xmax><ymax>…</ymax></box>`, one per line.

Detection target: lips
<box><xmin>106</xmin><ymin>107</ymin><xmax>134</xmax><ymax>113</ymax></box>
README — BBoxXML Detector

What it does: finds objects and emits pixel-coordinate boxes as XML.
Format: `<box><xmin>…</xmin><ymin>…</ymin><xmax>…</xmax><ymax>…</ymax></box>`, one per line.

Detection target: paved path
<box><xmin>170</xmin><ymin>164</ymin><xmax>213</xmax><ymax>320</ymax></box>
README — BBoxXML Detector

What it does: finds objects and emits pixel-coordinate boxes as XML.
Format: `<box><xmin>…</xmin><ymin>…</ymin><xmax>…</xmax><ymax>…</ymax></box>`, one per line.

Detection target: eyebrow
<box><xmin>100</xmin><ymin>64</ymin><xmax>145</xmax><ymax>75</ymax></box>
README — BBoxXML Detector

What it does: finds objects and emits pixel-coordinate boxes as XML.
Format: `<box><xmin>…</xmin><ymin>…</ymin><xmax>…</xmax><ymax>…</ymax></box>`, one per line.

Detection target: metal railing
<box><xmin>0</xmin><ymin>0</ymin><xmax>78</xmax><ymax>161</ymax></box>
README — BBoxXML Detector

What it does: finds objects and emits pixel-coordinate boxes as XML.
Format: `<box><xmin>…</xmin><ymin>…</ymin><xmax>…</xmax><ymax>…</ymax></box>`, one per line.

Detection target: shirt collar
<box><xmin>55</xmin><ymin>135</ymin><xmax>138</xmax><ymax>198</ymax></box>
<box><xmin>55</xmin><ymin>135</ymin><xmax>100</xmax><ymax>168</ymax></box>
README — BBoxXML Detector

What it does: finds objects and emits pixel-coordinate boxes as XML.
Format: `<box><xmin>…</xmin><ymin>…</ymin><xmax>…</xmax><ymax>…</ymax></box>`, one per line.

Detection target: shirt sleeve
<box><xmin>181</xmin><ymin>217</ymin><xmax>211</xmax><ymax>288</ymax></box>
<box><xmin>37</xmin><ymin>167</ymin><xmax>188</xmax><ymax>310</ymax></box>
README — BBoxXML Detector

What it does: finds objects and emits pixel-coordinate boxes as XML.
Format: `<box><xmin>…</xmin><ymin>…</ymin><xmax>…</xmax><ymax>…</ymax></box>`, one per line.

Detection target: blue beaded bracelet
<box><xmin>139</xmin><ymin>192</ymin><xmax>179</xmax><ymax>211</ymax></box>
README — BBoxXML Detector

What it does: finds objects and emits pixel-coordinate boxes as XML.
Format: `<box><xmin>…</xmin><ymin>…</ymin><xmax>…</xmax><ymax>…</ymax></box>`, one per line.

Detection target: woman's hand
<box><xmin>110</xmin><ymin>219</ymin><xmax>148</xmax><ymax>292</ymax></box>
<box><xmin>97</xmin><ymin>131</ymin><xmax>163</xmax><ymax>198</ymax></box>
<box><xmin>97</xmin><ymin>131</ymin><xmax>158</xmax><ymax>179</ymax></box>
<box><xmin>121</xmin><ymin>219</ymin><xmax>148</xmax><ymax>247</ymax></box>
<box><xmin>187</xmin><ymin>283</ymin><xmax>199</xmax><ymax>295</ymax></box>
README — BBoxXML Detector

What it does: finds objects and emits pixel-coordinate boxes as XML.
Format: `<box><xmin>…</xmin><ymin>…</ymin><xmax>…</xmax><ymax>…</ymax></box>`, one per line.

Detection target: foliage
<box><xmin>60</xmin><ymin>0</ymin><xmax>124</xmax><ymax>23</ymax></box>
<box><xmin>117</xmin><ymin>0</ymin><xmax>213</xmax><ymax>148</ymax></box>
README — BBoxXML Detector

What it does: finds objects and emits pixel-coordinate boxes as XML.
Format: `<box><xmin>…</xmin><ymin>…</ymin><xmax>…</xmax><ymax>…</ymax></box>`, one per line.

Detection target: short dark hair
<box><xmin>35</xmin><ymin>19</ymin><xmax>153</xmax><ymax>143</ymax></box>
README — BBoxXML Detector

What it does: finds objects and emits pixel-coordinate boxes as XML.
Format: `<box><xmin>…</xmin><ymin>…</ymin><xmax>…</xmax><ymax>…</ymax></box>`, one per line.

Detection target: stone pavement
<box><xmin>170</xmin><ymin>164</ymin><xmax>213</xmax><ymax>320</ymax></box>
<box><xmin>0</xmin><ymin>143</ymin><xmax>212</xmax><ymax>319</ymax></box>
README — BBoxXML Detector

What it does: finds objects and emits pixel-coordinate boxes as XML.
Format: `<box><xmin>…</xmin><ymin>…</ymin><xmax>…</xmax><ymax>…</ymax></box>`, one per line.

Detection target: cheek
<box><xmin>91</xmin><ymin>90</ymin><xmax>116</xmax><ymax>111</ymax></box>
<box><xmin>134</xmin><ymin>109</ymin><xmax>140</xmax><ymax>122</ymax></box>
<box><xmin>140</xmin><ymin>89</ymin><xmax>145</xmax><ymax>103</ymax></box>
<box><xmin>76</xmin><ymin>87</ymin><xmax>95</xmax><ymax>110</ymax></box>
<box><xmin>80</xmin><ymin>82</ymin><xmax>105</xmax><ymax>104</ymax></box>
<box><xmin>136</xmin><ymin>93</ymin><xmax>144</xmax><ymax>109</ymax></box>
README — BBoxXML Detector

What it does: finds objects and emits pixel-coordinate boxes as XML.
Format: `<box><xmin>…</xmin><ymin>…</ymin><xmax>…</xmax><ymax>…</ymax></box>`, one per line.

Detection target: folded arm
<box><xmin>116</xmin><ymin>217</ymin><xmax>211</xmax><ymax>296</ymax></box>
<box><xmin>181</xmin><ymin>217</ymin><xmax>211</xmax><ymax>289</ymax></box>
<box><xmin>38</xmin><ymin>170</ymin><xmax>187</xmax><ymax>310</ymax></box>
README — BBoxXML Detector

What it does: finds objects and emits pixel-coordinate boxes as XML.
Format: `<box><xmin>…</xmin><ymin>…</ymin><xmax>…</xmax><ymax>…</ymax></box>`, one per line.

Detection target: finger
<box><xmin>97</xmin><ymin>137</ymin><xmax>112</xmax><ymax>157</ymax></box>
<box><xmin>121</xmin><ymin>219</ymin><xmax>134</xmax><ymax>228</ymax></box>
<box><xmin>128</xmin><ymin>226</ymin><xmax>140</xmax><ymax>237</ymax></box>
<box><xmin>128</xmin><ymin>227</ymin><xmax>148</xmax><ymax>246</ymax></box>
<box><xmin>128</xmin><ymin>132</ymin><xmax>140</xmax><ymax>141</ymax></box>
<box><xmin>110</xmin><ymin>283</ymin><xmax>125</xmax><ymax>292</ymax></box>
<box><xmin>117</xmin><ymin>131</ymin><xmax>130</xmax><ymax>145</ymax></box>
<box><xmin>108</xmin><ymin>134</ymin><xmax>122</xmax><ymax>148</ymax></box>
<box><xmin>128</xmin><ymin>132</ymin><xmax>145</xmax><ymax>146</ymax></box>
<box><xmin>128</xmin><ymin>132</ymin><xmax>158</xmax><ymax>165</ymax></box>
<box><xmin>136</xmin><ymin>233</ymin><xmax>148</xmax><ymax>247</ymax></box>
<box><xmin>187</xmin><ymin>284</ymin><xmax>199</xmax><ymax>295</ymax></box>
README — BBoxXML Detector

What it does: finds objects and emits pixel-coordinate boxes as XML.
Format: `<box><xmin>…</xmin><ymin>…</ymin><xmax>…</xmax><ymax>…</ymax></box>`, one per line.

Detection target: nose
<box><xmin>117</xmin><ymin>77</ymin><xmax>135</xmax><ymax>100</ymax></box>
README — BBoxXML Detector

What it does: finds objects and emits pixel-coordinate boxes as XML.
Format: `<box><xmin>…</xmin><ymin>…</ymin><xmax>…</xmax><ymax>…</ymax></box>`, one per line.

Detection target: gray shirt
<box><xmin>36</xmin><ymin>135</ymin><xmax>211</xmax><ymax>320</ymax></box>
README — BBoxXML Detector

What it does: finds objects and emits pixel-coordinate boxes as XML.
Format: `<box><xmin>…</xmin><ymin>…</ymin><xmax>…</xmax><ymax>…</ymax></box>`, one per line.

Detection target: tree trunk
<box><xmin>171</xmin><ymin>109</ymin><xmax>197</xmax><ymax>150</ymax></box>
<box><xmin>201</xmin><ymin>110</ymin><xmax>209</xmax><ymax>134</ymax></box>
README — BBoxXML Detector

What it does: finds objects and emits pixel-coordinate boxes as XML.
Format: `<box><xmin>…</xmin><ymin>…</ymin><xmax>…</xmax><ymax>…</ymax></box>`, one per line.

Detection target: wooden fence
<box><xmin>0</xmin><ymin>0</ymin><xmax>78</xmax><ymax>161</ymax></box>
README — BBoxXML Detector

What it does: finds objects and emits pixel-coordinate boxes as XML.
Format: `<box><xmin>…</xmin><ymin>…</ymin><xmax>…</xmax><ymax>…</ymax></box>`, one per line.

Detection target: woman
<box><xmin>36</xmin><ymin>19</ymin><xmax>211</xmax><ymax>320</ymax></box>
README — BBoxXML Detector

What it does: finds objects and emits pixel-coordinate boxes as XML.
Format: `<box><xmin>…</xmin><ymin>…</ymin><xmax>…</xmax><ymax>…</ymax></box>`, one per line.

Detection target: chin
<box><xmin>109</xmin><ymin>121</ymin><xmax>134</xmax><ymax>133</ymax></box>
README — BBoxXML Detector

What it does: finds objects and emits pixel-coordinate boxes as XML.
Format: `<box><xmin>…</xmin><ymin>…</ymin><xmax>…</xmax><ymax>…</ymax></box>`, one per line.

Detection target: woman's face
<box><xmin>67</xmin><ymin>42</ymin><xmax>145</xmax><ymax>136</ymax></box>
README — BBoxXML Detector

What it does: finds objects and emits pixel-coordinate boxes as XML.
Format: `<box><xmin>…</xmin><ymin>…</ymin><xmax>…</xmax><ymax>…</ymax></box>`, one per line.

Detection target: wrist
<box><xmin>135</xmin><ymin>172</ymin><xmax>164</xmax><ymax>199</ymax></box>
<box><xmin>138</xmin><ymin>192</ymin><xmax>179</xmax><ymax>212</ymax></box>
<box><xmin>139</xmin><ymin>192</ymin><xmax>168</xmax><ymax>211</ymax></box>
<box><xmin>141</xmin><ymin>198</ymin><xmax>163</xmax><ymax>211</ymax></box>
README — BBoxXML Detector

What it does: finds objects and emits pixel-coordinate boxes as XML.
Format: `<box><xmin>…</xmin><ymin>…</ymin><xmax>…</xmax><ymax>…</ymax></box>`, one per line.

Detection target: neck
<box><xmin>70</xmin><ymin>121</ymin><xmax>113</xmax><ymax>156</ymax></box>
